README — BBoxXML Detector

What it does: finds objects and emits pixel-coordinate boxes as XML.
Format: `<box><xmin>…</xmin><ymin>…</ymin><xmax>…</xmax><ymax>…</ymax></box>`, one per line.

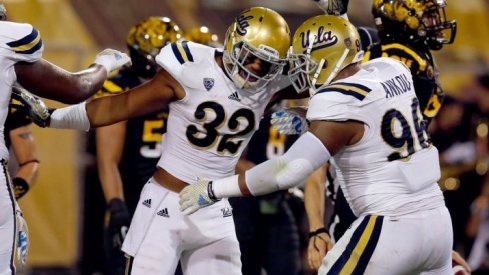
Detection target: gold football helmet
<box><xmin>288</xmin><ymin>15</ymin><xmax>363</xmax><ymax>94</ymax></box>
<box><xmin>372</xmin><ymin>0</ymin><xmax>456</xmax><ymax>50</ymax></box>
<box><xmin>223</xmin><ymin>7</ymin><xmax>290</xmax><ymax>91</ymax></box>
<box><xmin>126</xmin><ymin>16</ymin><xmax>183</xmax><ymax>78</ymax></box>
<box><xmin>184</xmin><ymin>26</ymin><xmax>221</xmax><ymax>47</ymax></box>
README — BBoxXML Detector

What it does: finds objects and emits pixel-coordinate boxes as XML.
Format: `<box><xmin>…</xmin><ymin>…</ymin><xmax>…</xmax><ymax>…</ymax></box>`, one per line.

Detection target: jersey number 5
<box><xmin>186</xmin><ymin>101</ymin><xmax>255</xmax><ymax>155</ymax></box>
<box><xmin>381</xmin><ymin>97</ymin><xmax>430</xmax><ymax>161</ymax></box>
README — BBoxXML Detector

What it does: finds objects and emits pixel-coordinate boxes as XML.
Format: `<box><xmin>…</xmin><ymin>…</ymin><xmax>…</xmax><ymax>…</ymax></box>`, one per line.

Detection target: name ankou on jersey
<box><xmin>381</xmin><ymin>73</ymin><xmax>412</xmax><ymax>98</ymax></box>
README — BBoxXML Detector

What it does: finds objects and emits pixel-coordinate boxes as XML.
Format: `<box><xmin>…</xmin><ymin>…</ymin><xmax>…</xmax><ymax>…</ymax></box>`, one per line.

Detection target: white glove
<box><xmin>270</xmin><ymin>106</ymin><xmax>309</xmax><ymax>135</ymax></box>
<box><xmin>179</xmin><ymin>177</ymin><xmax>219</xmax><ymax>215</ymax></box>
<box><xmin>93</xmin><ymin>49</ymin><xmax>131</xmax><ymax>73</ymax></box>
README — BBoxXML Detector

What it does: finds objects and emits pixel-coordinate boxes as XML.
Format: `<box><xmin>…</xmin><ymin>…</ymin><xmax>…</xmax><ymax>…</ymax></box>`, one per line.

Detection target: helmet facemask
<box><xmin>288</xmin><ymin>48</ymin><xmax>318</xmax><ymax>94</ymax></box>
<box><xmin>223</xmin><ymin>40</ymin><xmax>286</xmax><ymax>91</ymax></box>
<box><xmin>418</xmin><ymin>0</ymin><xmax>456</xmax><ymax>50</ymax></box>
<box><xmin>222</xmin><ymin>7</ymin><xmax>291</xmax><ymax>92</ymax></box>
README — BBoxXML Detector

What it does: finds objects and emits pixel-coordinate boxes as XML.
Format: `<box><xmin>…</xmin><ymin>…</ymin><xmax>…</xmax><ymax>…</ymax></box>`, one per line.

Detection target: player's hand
<box><xmin>11</xmin><ymin>86</ymin><xmax>51</xmax><ymax>127</ymax></box>
<box><xmin>452</xmin><ymin>250</ymin><xmax>471</xmax><ymax>275</ymax></box>
<box><xmin>271</xmin><ymin>106</ymin><xmax>309</xmax><ymax>135</ymax></box>
<box><xmin>179</xmin><ymin>177</ymin><xmax>218</xmax><ymax>215</ymax></box>
<box><xmin>93</xmin><ymin>49</ymin><xmax>132</xmax><ymax>73</ymax></box>
<box><xmin>307</xmin><ymin>228</ymin><xmax>333</xmax><ymax>271</ymax></box>
<box><xmin>106</xmin><ymin>198</ymin><xmax>130</xmax><ymax>249</ymax></box>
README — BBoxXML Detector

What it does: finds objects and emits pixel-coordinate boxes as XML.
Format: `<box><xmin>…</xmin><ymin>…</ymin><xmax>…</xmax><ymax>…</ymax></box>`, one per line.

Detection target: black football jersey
<box><xmin>4</xmin><ymin>103</ymin><xmax>32</xmax><ymax>148</ymax></box>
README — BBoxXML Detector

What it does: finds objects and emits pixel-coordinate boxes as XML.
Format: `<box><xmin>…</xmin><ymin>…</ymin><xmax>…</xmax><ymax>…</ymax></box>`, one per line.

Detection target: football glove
<box><xmin>106</xmin><ymin>198</ymin><xmax>131</xmax><ymax>250</ymax></box>
<box><xmin>93</xmin><ymin>49</ymin><xmax>132</xmax><ymax>73</ymax></box>
<box><xmin>11</xmin><ymin>86</ymin><xmax>51</xmax><ymax>128</ymax></box>
<box><xmin>179</xmin><ymin>177</ymin><xmax>219</xmax><ymax>215</ymax></box>
<box><xmin>270</xmin><ymin>106</ymin><xmax>309</xmax><ymax>135</ymax></box>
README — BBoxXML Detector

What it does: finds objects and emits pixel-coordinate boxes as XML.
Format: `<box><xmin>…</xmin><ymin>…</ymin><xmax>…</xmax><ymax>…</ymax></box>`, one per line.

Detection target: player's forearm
<box><xmin>305</xmin><ymin>167</ymin><xmax>326</xmax><ymax>230</ymax></box>
<box><xmin>15</xmin><ymin>162</ymin><xmax>39</xmax><ymax>186</ymax></box>
<box><xmin>211</xmin><ymin>132</ymin><xmax>330</xmax><ymax>199</ymax></box>
<box><xmin>99</xmin><ymin>165</ymin><xmax>125</xmax><ymax>203</ymax></box>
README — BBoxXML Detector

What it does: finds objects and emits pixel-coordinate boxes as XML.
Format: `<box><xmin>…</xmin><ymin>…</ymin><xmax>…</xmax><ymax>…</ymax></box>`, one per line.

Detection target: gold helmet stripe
<box><xmin>7</xmin><ymin>27</ymin><xmax>43</xmax><ymax>54</ymax></box>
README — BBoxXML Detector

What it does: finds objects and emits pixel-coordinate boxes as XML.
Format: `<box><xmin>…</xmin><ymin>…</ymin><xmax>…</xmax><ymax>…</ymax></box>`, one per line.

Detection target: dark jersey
<box><xmin>4</xmin><ymin>103</ymin><xmax>32</xmax><ymax>148</ymax></box>
<box><xmin>87</xmin><ymin>67</ymin><xmax>169</xmax><ymax>212</ymax></box>
<box><xmin>364</xmin><ymin>42</ymin><xmax>441</xmax><ymax>119</ymax></box>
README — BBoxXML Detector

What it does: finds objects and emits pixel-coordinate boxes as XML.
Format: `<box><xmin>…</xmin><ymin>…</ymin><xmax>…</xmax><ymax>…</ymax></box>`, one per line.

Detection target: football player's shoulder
<box><xmin>366</xmin><ymin>42</ymin><xmax>428</xmax><ymax>72</ymax></box>
<box><xmin>0</xmin><ymin>21</ymin><xmax>43</xmax><ymax>61</ymax></box>
<box><xmin>155</xmin><ymin>40</ymin><xmax>214</xmax><ymax>81</ymax></box>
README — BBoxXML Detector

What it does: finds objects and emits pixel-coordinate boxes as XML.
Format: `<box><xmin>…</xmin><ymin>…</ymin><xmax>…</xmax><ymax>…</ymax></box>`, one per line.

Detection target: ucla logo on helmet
<box><xmin>300</xmin><ymin>26</ymin><xmax>338</xmax><ymax>53</ymax></box>
<box><xmin>203</xmin><ymin>77</ymin><xmax>215</xmax><ymax>91</ymax></box>
<box><xmin>236</xmin><ymin>13</ymin><xmax>254</xmax><ymax>36</ymax></box>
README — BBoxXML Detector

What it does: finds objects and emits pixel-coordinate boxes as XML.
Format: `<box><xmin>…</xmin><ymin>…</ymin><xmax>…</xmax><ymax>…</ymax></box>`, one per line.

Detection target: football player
<box><xmin>26</xmin><ymin>6</ymin><xmax>303</xmax><ymax>274</ymax></box>
<box><xmin>7</xmin><ymin>88</ymin><xmax>40</xmax><ymax>201</ymax></box>
<box><xmin>301</xmin><ymin>0</ymin><xmax>461</xmax><ymax>272</ymax></box>
<box><xmin>0</xmin><ymin>3</ymin><xmax>130</xmax><ymax>274</ymax></box>
<box><xmin>179</xmin><ymin>14</ymin><xmax>454</xmax><ymax>274</ymax></box>
<box><xmin>80</xmin><ymin>17</ymin><xmax>182</xmax><ymax>275</ymax></box>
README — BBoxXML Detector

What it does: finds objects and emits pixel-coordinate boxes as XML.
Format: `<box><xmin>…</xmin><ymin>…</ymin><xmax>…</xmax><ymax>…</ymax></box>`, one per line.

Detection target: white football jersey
<box><xmin>156</xmin><ymin>41</ymin><xmax>290</xmax><ymax>184</ymax></box>
<box><xmin>0</xmin><ymin>21</ymin><xmax>43</xmax><ymax>160</ymax></box>
<box><xmin>307</xmin><ymin>57</ymin><xmax>444</xmax><ymax>217</ymax></box>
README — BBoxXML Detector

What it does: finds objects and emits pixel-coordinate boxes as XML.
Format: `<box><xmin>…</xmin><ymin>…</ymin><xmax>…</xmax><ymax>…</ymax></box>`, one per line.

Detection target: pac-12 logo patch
<box><xmin>203</xmin><ymin>77</ymin><xmax>214</xmax><ymax>91</ymax></box>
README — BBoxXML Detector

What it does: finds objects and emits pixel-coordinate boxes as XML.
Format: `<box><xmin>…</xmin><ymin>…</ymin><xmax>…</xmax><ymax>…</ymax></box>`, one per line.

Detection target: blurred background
<box><xmin>4</xmin><ymin>0</ymin><xmax>489</xmax><ymax>274</ymax></box>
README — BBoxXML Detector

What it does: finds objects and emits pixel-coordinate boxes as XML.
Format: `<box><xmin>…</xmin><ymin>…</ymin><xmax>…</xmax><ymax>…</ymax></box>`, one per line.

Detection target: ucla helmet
<box><xmin>223</xmin><ymin>7</ymin><xmax>290</xmax><ymax>91</ymax></box>
<box><xmin>288</xmin><ymin>15</ymin><xmax>363</xmax><ymax>94</ymax></box>
<box><xmin>184</xmin><ymin>26</ymin><xmax>221</xmax><ymax>47</ymax></box>
<box><xmin>372</xmin><ymin>0</ymin><xmax>457</xmax><ymax>50</ymax></box>
<box><xmin>126</xmin><ymin>16</ymin><xmax>183</xmax><ymax>78</ymax></box>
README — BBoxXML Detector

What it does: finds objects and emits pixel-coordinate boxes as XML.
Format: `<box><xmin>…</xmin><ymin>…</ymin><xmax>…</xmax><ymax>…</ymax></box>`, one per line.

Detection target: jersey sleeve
<box><xmin>93</xmin><ymin>79</ymin><xmax>125</xmax><ymax>99</ymax></box>
<box><xmin>155</xmin><ymin>40</ymin><xmax>195</xmax><ymax>83</ymax></box>
<box><xmin>307</xmin><ymin>81</ymin><xmax>373</xmax><ymax>123</ymax></box>
<box><xmin>1</xmin><ymin>22</ymin><xmax>43</xmax><ymax>63</ymax></box>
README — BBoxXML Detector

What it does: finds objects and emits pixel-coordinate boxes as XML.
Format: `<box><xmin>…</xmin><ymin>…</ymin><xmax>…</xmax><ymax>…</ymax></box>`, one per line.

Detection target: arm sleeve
<box><xmin>244</xmin><ymin>132</ymin><xmax>331</xmax><ymax>196</ymax></box>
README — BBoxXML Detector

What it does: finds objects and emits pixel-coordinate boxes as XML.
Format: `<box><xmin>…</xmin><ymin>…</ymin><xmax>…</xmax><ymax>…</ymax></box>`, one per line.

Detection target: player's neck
<box><xmin>332</xmin><ymin>62</ymin><xmax>361</xmax><ymax>82</ymax></box>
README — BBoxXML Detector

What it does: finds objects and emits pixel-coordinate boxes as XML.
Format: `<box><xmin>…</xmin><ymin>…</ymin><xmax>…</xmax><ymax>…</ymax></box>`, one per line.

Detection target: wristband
<box><xmin>49</xmin><ymin>102</ymin><xmax>90</xmax><ymax>131</ymax></box>
<box><xmin>308</xmin><ymin>227</ymin><xmax>328</xmax><ymax>239</ymax></box>
<box><xmin>13</xmin><ymin>177</ymin><xmax>30</xmax><ymax>199</ymax></box>
<box><xmin>207</xmin><ymin>182</ymin><xmax>220</xmax><ymax>202</ymax></box>
<box><xmin>211</xmin><ymin>175</ymin><xmax>242</xmax><ymax>199</ymax></box>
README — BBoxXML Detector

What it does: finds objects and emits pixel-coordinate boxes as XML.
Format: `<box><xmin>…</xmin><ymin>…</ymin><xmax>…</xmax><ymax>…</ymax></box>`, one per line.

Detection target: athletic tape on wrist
<box><xmin>50</xmin><ymin>102</ymin><xmax>90</xmax><ymax>131</ymax></box>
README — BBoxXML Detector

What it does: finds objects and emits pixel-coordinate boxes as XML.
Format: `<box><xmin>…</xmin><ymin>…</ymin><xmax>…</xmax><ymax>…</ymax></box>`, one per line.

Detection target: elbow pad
<box><xmin>245</xmin><ymin>132</ymin><xmax>330</xmax><ymax>196</ymax></box>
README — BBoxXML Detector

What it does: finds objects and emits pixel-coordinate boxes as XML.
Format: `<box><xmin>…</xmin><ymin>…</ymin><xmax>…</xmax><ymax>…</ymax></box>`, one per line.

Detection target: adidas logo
<box><xmin>142</xmin><ymin>199</ymin><xmax>152</xmax><ymax>208</ymax></box>
<box><xmin>157</xmin><ymin>208</ymin><xmax>169</xmax><ymax>218</ymax></box>
<box><xmin>228</xmin><ymin>92</ymin><xmax>241</xmax><ymax>102</ymax></box>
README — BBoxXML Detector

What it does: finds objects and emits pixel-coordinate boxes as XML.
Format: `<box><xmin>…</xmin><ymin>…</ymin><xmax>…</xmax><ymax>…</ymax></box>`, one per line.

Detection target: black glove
<box><xmin>12</xmin><ymin>177</ymin><xmax>29</xmax><ymax>200</ymax></box>
<box><xmin>106</xmin><ymin>198</ymin><xmax>131</xmax><ymax>250</ymax></box>
<box><xmin>10</xmin><ymin>85</ymin><xmax>51</xmax><ymax>128</ymax></box>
